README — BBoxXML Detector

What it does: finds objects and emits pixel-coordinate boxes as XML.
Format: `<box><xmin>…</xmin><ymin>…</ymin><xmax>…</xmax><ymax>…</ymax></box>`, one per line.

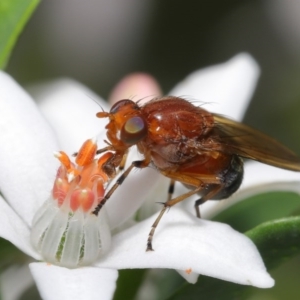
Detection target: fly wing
<box><xmin>203</xmin><ymin>114</ymin><xmax>300</xmax><ymax>171</ymax></box>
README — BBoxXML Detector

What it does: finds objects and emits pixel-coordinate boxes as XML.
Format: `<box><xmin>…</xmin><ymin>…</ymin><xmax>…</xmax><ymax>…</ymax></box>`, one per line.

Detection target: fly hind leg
<box><xmin>194</xmin><ymin>185</ymin><xmax>223</xmax><ymax>218</ymax></box>
<box><xmin>167</xmin><ymin>179</ymin><xmax>175</xmax><ymax>201</ymax></box>
<box><xmin>194</xmin><ymin>155</ymin><xmax>244</xmax><ymax>217</ymax></box>
<box><xmin>146</xmin><ymin>170</ymin><xmax>223</xmax><ymax>251</ymax></box>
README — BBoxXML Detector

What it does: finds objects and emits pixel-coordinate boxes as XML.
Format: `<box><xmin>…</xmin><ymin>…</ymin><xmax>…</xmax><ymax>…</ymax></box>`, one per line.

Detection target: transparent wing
<box><xmin>202</xmin><ymin>114</ymin><xmax>300</xmax><ymax>171</ymax></box>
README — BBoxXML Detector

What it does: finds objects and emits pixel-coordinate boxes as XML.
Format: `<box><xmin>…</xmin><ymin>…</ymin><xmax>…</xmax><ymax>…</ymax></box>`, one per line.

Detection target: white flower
<box><xmin>1</xmin><ymin>54</ymin><xmax>297</xmax><ymax>299</ymax></box>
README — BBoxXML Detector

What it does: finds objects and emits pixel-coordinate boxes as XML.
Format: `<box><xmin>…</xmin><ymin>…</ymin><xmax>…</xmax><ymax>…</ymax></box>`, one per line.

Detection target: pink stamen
<box><xmin>70</xmin><ymin>188</ymin><xmax>95</xmax><ymax>212</ymax></box>
<box><xmin>52</xmin><ymin>178</ymin><xmax>70</xmax><ymax>206</ymax></box>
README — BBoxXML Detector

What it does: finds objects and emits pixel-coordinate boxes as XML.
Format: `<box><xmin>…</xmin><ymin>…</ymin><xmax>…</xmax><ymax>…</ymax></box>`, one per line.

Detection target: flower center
<box><xmin>31</xmin><ymin>138</ymin><xmax>113</xmax><ymax>268</ymax></box>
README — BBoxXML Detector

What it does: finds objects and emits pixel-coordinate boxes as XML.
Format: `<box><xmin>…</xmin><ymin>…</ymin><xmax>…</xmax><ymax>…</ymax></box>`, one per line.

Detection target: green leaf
<box><xmin>247</xmin><ymin>216</ymin><xmax>300</xmax><ymax>270</ymax></box>
<box><xmin>165</xmin><ymin>217</ymin><xmax>300</xmax><ymax>300</ymax></box>
<box><xmin>0</xmin><ymin>237</ymin><xmax>30</xmax><ymax>269</ymax></box>
<box><xmin>19</xmin><ymin>284</ymin><xmax>42</xmax><ymax>300</ymax></box>
<box><xmin>0</xmin><ymin>0</ymin><xmax>40</xmax><ymax>69</ymax></box>
<box><xmin>213</xmin><ymin>191</ymin><xmax>300</xmax><ymax>232</ymax></box>
<box><xmin>113</xmin><ymin>269</ymin><xmax>147</xmax><ymax>300</ymax></box>
<box><xmin>165</xmin><ymin>275</ymin><xmax>252</xmax><ymax>300</ymax></box>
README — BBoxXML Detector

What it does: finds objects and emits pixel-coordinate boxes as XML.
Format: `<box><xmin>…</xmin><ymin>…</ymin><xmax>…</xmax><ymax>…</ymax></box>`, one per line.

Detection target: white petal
<box><xmin>0</xmin><ymin>72</ymin><xmax>59</xmax><ymax>225</ymax></box>
<box><xmin>29</xmin><ymin>262</ymin><xmax>118</xmax><ymax>300</ymax></box>
<box><xmin>170</xmin><ymin>53</ymin><xmax>260</xmax><ymax>120</ymax></box>
<box><xmin>0</xmin><ymin>265</ymin><xmax>34</xmax><ymax>300</ymax></box>
<box><xmin>0</xmin><ymin>195</ymin><xmax>40</xmax><ymax>259</ymax></box>
<box><xmin>203</xmin><ymin>161</ymin><xmax>300</xmax><ymax>219</ymax></box>
<box><xmin>27</xmin><ymin>79</ymin><xmax>110</xmax><ymax>154</ymax></box>
<box><xmin>242</xmin><ymin>161</ymin><xmax>300</xmax><ymax>189</ymax></box>
<box><xmin>96</xmin><ymin>207</ymin><xmax>274</xmax><ymax>288</ymax></box>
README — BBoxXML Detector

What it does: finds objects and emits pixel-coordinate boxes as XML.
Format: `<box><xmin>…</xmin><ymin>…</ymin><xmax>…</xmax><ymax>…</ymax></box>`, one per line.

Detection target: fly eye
<box><xmin>121</xmin><ymin>116</ymin><xmax>147</xmax><ymax>144</ymax></box>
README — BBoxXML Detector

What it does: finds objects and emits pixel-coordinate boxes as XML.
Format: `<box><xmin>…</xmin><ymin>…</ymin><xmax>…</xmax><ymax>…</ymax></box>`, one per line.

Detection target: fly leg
<box><xmin>146</xmin><ymin>168</ymin><xmax>223</xmax><ymax>251</ymax></box>
<box><xmin>146</xmin><ymin>184</ymin><xmax>204</xmax><ymax>251</ymax></box>
<box><xmin>93</xmin><ymin>157</ymin><xmax>150</xmax><ymax>215</ymax></box>
<box><xmin>118</xmin><ymin>151</ymin><xmax>128</xmax><ymax>172</ymax></box>
<box><xmin>194</xmin><ymin>155</ymin><xmax>244</xmax><ymax>217</ymax></box>
<box><xmin>146</xmin><ymin>179</ymin><xmax>175</xmax><ymax>250</ymax></box>
<box><xmin>167</xmin><ymin>179</ymin><xmax>175</xmax><ymax>201</ymax></box>
<box><xmin>194</xmin><ymin>185</ymin><xmax>223</xmax><ymax>218</ymax></box>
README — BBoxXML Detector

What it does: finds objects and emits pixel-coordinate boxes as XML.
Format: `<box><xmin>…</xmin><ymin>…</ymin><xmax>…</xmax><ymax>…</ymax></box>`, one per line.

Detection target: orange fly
<box><xmin>92</xmin><ymin>96</ymin><xmax>300</xmax><ymax>250</ymax></box>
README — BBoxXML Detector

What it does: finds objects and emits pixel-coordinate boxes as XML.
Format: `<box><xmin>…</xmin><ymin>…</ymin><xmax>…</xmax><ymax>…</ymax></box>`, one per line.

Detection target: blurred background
<box><xmin>6</xmin><ymin>0</ymin><xmax>300</xmax><ymax>154</ymax></box>
<box><xmin>5</xmin><ymin>1</ymin><xmax>300</xmax><ymax>299</ymax></box>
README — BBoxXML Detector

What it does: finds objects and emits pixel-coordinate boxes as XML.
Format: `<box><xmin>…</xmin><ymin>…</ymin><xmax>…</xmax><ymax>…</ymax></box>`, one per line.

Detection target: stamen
<box><xmin>54</xmin><ymin>151</ymin><xmax>72</xmax><ymax>170</ymax></box>
<box><xmin>75</xmin><ymin>138</ymin><xmax>97</xmax><ymax>166</ymax></box>
<box><xmin>52</xmin><ymin>178</ymin><xmax>69</xmax><ymax>206</ymax></box>
<box><xmin>70</xmin><ymin>188</ymin><xmax>95</xmax><ymax>212</ymax></box>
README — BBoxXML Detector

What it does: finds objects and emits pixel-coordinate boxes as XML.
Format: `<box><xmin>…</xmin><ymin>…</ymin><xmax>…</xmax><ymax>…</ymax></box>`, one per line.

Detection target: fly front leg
<box><xmin>92</xmin><ymin>158</ymin><xmax>150</xmax><ymax>215</ymax></box>
<box><xmin>118</xmin><ymin>151</ymin><xmax>128</xmax><ymax>172</ymax></box>
<box><xmin>101</xmin><ymin>150</ymin><xmax>128</xmax><ymax>178</ymax></box>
